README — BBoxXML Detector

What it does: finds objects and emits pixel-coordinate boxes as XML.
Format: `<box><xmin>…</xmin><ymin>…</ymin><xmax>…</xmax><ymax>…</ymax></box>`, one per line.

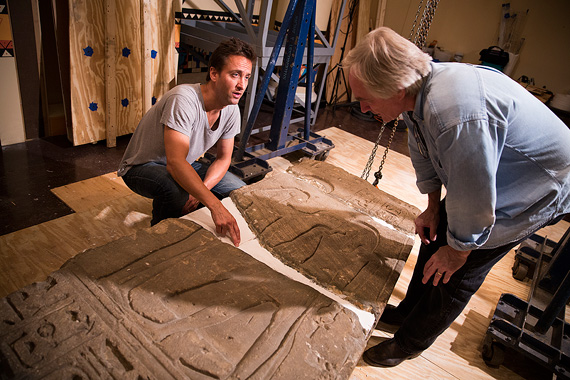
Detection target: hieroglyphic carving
<box><xmin>232</xmin><ymin>160</ymin><xmax>420</xmax><ymax>314</ymax></box>
<box><xmin>286</xmin><ymin>159</ymin><xmax>419</xmax><ymax>234</ymax></box>
<box><xmin>0</xmin><ymin>219</ymin><xmax>367</xmax><ymax>379</ymax></box>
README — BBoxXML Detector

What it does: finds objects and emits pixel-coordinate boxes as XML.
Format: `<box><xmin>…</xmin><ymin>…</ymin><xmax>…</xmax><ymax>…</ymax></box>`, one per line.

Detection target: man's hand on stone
<box><xmin>415</xmin><ymin>207</ymin><xmax>439</xmax><ymax>245</ymax></box>
<box><xmin>210</xmin><ymin>204</ymin><xmax>241</xmax><ymax>247</ymax></box>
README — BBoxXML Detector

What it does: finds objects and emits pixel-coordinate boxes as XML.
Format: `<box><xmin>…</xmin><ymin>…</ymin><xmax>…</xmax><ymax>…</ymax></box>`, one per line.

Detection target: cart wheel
<box><xmin>482</xmin><ymin>341</ymin><xmax>505</xmax><ymax>368</ymax></box>
<box><xmin>512</xmin><ymin>261</ymin><xmax>528</xmax><ymax>281</ymax></box>
<box><xmin>315</xmin><ymin>151</ymin><xmax>329</xmax><ymax>161</ymax></box>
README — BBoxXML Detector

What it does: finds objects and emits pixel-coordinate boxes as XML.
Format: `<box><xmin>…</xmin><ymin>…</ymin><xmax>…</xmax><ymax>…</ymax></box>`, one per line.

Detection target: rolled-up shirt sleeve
<box><xmin>437</xmin><ymin>119</ymin><xmax>507</xmax><ymax>251</ymax></box>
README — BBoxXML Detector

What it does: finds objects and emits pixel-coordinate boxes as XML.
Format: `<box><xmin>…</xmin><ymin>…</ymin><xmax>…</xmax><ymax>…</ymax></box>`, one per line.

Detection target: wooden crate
<box><xmin>68</xmin><ymin>0</ymin><xmax>177</xmax><ymax>147</ymax></box>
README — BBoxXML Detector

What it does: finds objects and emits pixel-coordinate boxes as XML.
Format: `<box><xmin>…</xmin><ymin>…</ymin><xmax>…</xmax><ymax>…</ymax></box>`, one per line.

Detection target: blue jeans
<box><xmin>121</xmin><ymin>161</ymin><xmax>245</xmax><ymax>226</ymax></box>
<box><xmin>393</xmin><ymin>200</ymin><xmax>521</xmax><ymax>354</ymax></box>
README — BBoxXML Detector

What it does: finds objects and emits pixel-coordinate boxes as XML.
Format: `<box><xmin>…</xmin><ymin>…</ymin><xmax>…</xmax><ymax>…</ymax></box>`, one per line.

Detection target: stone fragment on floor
<box><xmin>231</xmin><ymin>159</ymin><xmax>419</xmax><ymax>314</ymax></box>
<box><xmin>0</xmin><ymin>219</ymin><xmax>367</xmax><ymax>379</ymax></box>
<box><xmin>1</xmin><ymin>159</ymin><xmax>419</xmax><ymax>379</ymax></box>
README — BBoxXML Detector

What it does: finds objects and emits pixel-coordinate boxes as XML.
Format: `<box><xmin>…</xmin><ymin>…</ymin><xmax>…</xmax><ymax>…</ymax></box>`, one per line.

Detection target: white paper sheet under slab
<box><xmin>182</xmin><ymin>197</ymin><xmax>377</xmax><ymax>333</ymax></box>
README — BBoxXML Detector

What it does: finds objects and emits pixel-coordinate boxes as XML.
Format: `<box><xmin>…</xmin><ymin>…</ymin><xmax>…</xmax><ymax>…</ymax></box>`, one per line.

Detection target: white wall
<box><xmin>383</xmin><ymin>0</ymin><xmax>570</xmax><ymax>94</ymax></box>
<box><xmin>0</xmin><ymin>58</ymin><xmax>26</xmax><ymax>146</ymax></box>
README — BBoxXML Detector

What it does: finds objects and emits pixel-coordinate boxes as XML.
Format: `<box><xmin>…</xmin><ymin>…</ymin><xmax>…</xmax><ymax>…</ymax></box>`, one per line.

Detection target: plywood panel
<box><xmin>356</xmin><ymin>0</ymin><xmax>372</xmax><ymax>43</ymax></box>
<box><xmin>116</xmin><ymin>0</ymin><xmax>143</xmax><ymax>136</ymax></box>
<box><xmin>69</xmin><ymin>0</ymin><xmax>175</xmax><ymax>145</ymax></box>
<box><xmin>147</xmin><ymin>0</ymin><xmax>177</xmax><ymax>108</ymax></box>
<box><xmin>142</xmin><ymin>0</ymin><xmax>153</xmax><ymax>112</ymax></box>
<box><xmin>68</xmin><ymin>0</ymin><xmax>106</xmax><ymax>145</ymax></box>
<box><xmin>105</xmin><ymin>0</ymin><xmax>117</xmax><ymax>147</ymax></box>
<box><xmin>50</xmin><ymin>171</ymin><xmax>132</xmax><ymax>212</ymax></box>
<box><xmin>0</xmin><ymin>193</ymin><xmax>152</xmax><ymax>298</ymax></box>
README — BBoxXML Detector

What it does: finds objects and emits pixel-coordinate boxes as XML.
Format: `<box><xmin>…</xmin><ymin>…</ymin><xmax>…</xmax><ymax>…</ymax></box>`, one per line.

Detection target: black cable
<box><xmin>327</xmin><ymin>0</ymin><xmax>358</xmax><ymax>107</ymax></box>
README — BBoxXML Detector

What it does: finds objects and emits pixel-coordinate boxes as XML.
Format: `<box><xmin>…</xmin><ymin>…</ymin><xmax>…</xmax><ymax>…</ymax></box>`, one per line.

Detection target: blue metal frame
<box><xmin>234</xmin><ymin>0</ymin><xmax>334</xmax><ymax>170</ymax></box>
<box><xmin>267</xmin><ymin>0</ymin><xmax>315</xmax><ymax>151</ymax></box>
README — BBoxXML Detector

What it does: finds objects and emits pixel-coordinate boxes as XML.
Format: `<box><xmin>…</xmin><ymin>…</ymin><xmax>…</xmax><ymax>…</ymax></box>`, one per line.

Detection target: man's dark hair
<box><xmin>206</xmin><ymin>38</ymin><xmax>256</xmax><ymax>81</ymax></box>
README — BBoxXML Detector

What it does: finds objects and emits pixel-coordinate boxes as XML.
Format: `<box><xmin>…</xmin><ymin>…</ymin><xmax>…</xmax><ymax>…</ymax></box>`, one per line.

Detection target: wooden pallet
<box><xmin>68</xmin><ymin>0</ymin><xmax>177</xmax><ymax>147</ymax></box>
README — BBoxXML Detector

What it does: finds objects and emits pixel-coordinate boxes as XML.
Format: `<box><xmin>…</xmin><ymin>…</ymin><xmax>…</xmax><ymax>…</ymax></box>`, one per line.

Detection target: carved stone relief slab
<box><xmin>231</xmin><ymin>159</ymin><xmax>420</xmax><ymax>314</ymax></box>
<box><xmin>0</xmin><ymin>219</ymin><xmax>366</xmax><ymax>379</ymax></box>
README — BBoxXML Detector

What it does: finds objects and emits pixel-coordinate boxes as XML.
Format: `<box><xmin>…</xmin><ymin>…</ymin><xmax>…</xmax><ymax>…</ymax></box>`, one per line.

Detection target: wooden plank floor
<box><xmin>1</xmin><ymin>126</ymin><xmax>567</xmax><ymax>379</ymax></box>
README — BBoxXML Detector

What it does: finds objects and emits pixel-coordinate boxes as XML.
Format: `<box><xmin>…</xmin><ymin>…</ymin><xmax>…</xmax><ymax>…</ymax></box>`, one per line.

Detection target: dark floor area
<box><xmin>1</xmin><ymin>134</ymin><xmax>132</xmax><ymax>235</ymax></box>
<box><xmin>0</xmin><ymin>104</ymin><xmax>410</xmax><ymax>236</ymax></box>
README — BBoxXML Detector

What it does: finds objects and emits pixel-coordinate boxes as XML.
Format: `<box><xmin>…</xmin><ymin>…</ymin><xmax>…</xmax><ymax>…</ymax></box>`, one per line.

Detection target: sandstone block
<box><xmin>0</xmin><ymin>219</ymin><xmax>367</xmax><ymax>379</ymax></box>
<box><xmin>231</xmin><ymin>159</ymin><xmax>419</xmax><ymax>314</ymax></box>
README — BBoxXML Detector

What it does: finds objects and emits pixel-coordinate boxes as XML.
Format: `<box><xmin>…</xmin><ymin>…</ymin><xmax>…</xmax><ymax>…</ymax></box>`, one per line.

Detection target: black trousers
<box><xmin>393</xmin><ymin>200</ymin><xmax>521</xmax><ymax>353</ymax></box>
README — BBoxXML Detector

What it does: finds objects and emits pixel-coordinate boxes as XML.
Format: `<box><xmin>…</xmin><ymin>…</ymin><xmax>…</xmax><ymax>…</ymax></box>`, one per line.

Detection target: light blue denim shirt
<box><xmin>404</xmin><ymin>62</ymin><xmax>570</xmax><ymax>250</ymax></box>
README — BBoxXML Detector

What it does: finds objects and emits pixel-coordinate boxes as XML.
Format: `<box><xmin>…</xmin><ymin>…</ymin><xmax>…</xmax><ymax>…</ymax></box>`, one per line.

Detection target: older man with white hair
<box><xmin>343</xmin><ymin>27</ymin><xmax>570</xmax><ymax>367</ymax></box>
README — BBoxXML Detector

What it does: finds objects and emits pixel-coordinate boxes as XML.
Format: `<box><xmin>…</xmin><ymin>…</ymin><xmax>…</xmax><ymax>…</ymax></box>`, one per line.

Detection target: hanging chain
<box><xmin>411</xmin><ymin>0</ymin><xmax>440</xmax><ymax>48</ymax></box>
<box><xmin>372</xmin><ymin>121</ymin><xmax>398</xmax><ymax>187</ymax></box>
<box><xmin>361</xmin><ymin>120</ymin><xmax>388</xmax><ymax>180</ymax></box>
<box><xmin>361</xmin><ymin>117</ymin><xmax>399</xmax><ymax>187</ymax></box>
<box><xmin>361</xmin><ymin>0</ymin><xmax>440</xmax><ymax>186</ymax></box>
<box><xmin>409</xmin><ymin>0</ymin><xmax>424</xmax><ymax>44</ymax></box>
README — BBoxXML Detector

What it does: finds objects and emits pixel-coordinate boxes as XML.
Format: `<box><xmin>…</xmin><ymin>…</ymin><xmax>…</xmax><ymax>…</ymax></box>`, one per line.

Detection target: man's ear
<box><xmin>209</xmin><ymin>67</ymin><xmax>218</xmax><ymax>82</ymax></box>
<box><xmin>396</xmin><ymin>89</ymin><xmax>406</xmax><ymax>100</ymax></box>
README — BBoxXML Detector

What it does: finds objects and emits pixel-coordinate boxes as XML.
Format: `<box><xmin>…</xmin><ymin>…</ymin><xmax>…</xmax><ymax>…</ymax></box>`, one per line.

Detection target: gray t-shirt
<box><xmin>117</xmin><ymin>83</ymin><xmax>240</xmax><ymax>176</ymax></box>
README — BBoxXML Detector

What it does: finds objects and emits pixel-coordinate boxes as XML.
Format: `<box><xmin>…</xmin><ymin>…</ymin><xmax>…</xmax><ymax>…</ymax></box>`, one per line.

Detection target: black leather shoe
<box><xmin>362</xmin><ymin>338</ymin><xmax>421</xmax><ymax>367</ymax></box>
<box><xmin>375</xmin><ymin>304</ymin><xmax>406</xmax><ymax>331</ymax></box>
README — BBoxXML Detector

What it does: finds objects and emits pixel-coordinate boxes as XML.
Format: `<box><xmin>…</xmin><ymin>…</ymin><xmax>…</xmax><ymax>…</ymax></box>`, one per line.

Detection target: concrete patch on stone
<box><xmin>0</xmin><ymin>219</ymin><xmax>367</xmax><ymax>379</ymax></box>
<box><xmin>231</xmin><ymin>159</ymin><xmax>420</xmax><ymax>315</ymax></box>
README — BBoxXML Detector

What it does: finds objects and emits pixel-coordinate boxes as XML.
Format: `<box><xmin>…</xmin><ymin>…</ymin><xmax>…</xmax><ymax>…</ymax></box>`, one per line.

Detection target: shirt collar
<box><xmin>411</xmin><ymin>62</ymin><xmax>435</xmax><ymax>122</ymax></box>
